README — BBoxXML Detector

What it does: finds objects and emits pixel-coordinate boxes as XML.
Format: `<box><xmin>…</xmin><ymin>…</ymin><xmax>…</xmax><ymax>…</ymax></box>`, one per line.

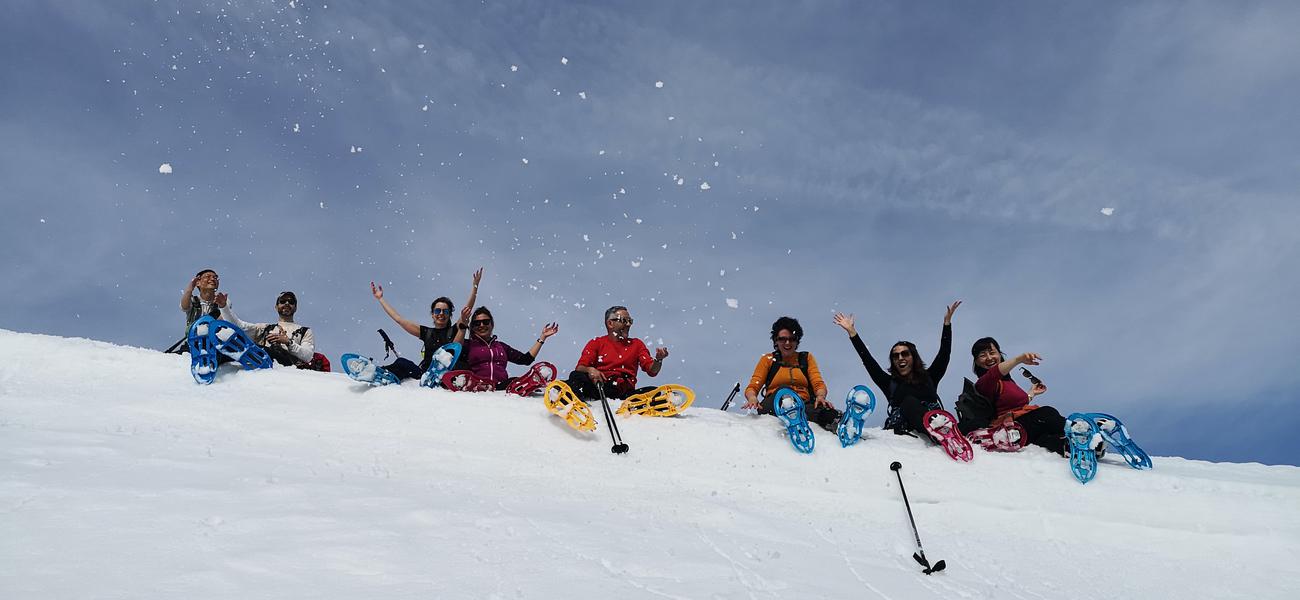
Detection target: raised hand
<box><xmin>1017</xmin><ymin>352</ymin><xmax>1042</xmax><ymax>366</ymax></box>
<box><xmin>833</xmin><ymin>312</ymin><xmax>857</xmax><ymax>337</ymax></box>
<box><xmin>459</xmin><ymin>305</ymin><xmax>472</xmax><ymax>326</ymax></box>
<box><xmin>214</xmin><ymin>292</ymin><xmax>228</xmax><ymax>308</ymax></box>
<box><xmin>471</xmin><ymin>267</ymin><xmax>483</xmax><ymax>287</ymax></box>
<box><xmin>370</xmin><ymin>282</ymin><xmax>384</xmax><ymax>301</ymax></box>
<box><xmin>539</xmin><ymin>322</ymin><xmax>559</xmax><ymax>340</ymax></box>
<box><xmin>654</xmin><ymin>347</ymin><xmax>670</xmax><ymax>361</ymax></box>
<box><xmin>1030</xmin><ymin>382</ymin><xmax>1048</xmax><ymax>397</ymax></box>
<box><xmin>944</xmin><ymin>300</ymin><xmax>962</xmax><ymax>325</ymax></box>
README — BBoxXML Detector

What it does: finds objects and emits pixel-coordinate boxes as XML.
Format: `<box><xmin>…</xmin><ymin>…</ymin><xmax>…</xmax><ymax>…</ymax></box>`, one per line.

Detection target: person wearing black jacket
<box><xmin>832</xmin><ymin>301</ymin><xmax>961</xmax><ymax>435</ymax></box>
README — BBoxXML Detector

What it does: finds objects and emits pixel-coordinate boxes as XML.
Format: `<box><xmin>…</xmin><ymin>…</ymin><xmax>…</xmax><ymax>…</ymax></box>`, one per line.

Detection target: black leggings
<box><xmin>564</xmin><ymin>370</ymin><xmax>652</xmax><ymax>400</ymax></box>
<box><xmin>1014</xmin><ymin>406</ymin><xmax>1067</xmax><ymax>456</ymax></box>
<box><xmin>895</xmin><ymin>395</ymin><xmax>941</xmax><ymax>436</ymax></box>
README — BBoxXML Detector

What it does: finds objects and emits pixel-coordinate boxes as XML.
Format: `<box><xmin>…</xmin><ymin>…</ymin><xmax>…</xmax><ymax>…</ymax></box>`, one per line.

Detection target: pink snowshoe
<box><xmin>966</xmin><ymin>421</ymin><xmax>1027</xmax><ymax>452</ymax></box>
<box><xmin>440</xmin><ymin>370</ymin><xmax>497</xmax><ymax>392</ymax></box>
<box><xmin>505</xmin><ymin>361</ymin><xmax>558</xmax><ymax>397</ymax></box>
<box><xmin>923</xmin><ymin>409</ymin><xmax>974</xmax><ymax>462</ymax></box>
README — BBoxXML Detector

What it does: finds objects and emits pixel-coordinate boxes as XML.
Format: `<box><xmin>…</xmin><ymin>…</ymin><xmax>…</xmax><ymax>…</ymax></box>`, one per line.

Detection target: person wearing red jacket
<box><xmin>564</xmin><ymin>305</ymin><xmax>669</xmax><ymax>399</ymax></box>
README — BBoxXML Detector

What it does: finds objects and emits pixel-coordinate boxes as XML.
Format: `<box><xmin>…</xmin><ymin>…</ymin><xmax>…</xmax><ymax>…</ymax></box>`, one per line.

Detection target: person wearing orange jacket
<box><xmin>742</xmin><ymin>316</ymin><xmax>842</xmax><ymax>431</ymax></box>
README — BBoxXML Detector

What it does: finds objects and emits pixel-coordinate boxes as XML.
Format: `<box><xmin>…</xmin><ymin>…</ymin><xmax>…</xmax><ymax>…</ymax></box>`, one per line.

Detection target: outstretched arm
<box><xmin>835</xmin><ymin>313</ymin><xmax>892</xmax><ymax>392</ymax></box>
<box><xmin>928</xmin><ymin>301</ymin><xmax>960</xmax><ymax>382</ymax></box>
<box><xmin>527</xmin><ymin>322</ymin><xmax>559</xmax><ymax>358</ymax></box>
<box><xmin>462</xmin><ymin>267</ymin><xmax>483</xmax><ymax>316</ymax></box>
<box><xmin>371</xmin><ymin>282</ymin><xmax>421</xmax><ymax>338</ymax></box>
<box><xmin>180</xmin><ymin>275</ymin><xmax>198</xmax><ymax>311</ymax></box>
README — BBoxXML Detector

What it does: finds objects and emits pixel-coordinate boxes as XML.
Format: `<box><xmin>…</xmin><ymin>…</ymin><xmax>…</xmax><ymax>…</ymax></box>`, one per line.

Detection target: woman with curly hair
<box><xmin>742</xmin><ymin>316</ymin><xmax>841</xmax><ymax>431</ymax></box>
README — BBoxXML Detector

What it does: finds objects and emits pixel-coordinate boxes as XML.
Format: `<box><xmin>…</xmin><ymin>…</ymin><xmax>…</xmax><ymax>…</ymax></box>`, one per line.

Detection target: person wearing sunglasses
<box><xmin>455</xmin><ymin>306</ymin><xmax>559</xmax><ymax>389</ymax></box>
<box><xmin>833</xmin><ymin>301</ymin><xmax>961</xmax><ymax>436</ymax></box>
<box><xmin>167</xmin><ymin>268</ymin><xmax>225</xmax><ymax>354</ymax></box>
<box><xmin>563</xmin><ymin>306</ymin><xmax>669</xmax><ymax>399</ymax></box>
<box><xmin>368</xmin><ymin>268</ymin><xmax>481</xmax><ymax>380</ymax></box>
<box><xmin>742</xmin><ymin>316</ymin><xmax>840</xmax><ymax>431</ymax></box>
<box><xmin>970</xmin><ymin>337</ymin><xmax>1066</xmax><ymax>455</ymax></box>
<box><xmin>215</xmin><ymin>290</ymin><xmax>317</xmax><ymax>368</ymax></box>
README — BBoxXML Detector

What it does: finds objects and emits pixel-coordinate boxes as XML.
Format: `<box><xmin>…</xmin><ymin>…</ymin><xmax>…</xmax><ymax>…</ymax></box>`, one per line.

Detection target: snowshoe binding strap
<box><xmin>617</xmin><ymin>384</ymin><xmax>696</xmax><ymax>417</ymax></box>
<box><xmin>187</xmin><ymin>316</ymin><xmax>219</xmax><ymax>385</ymax></box>
<box><xmin>966</xmin><ymin>421</ymin><xmax>1027</xmax><ymax>452</ymax></box>
<box><xmin>441</xmin><ymin>369</ymin><xmax>496</xmax><ymax>392</ymax></box>
<box><xmin>923</xmin><ymin>409</ymin><xmax>974</xmax><ymax>462</ymax></box>
<box><xmin>420</xmin><ymin>342</ymin><xmax>463</xmax><ymax>388</ymax></box>
<box><xmin>506</xmin><ymin>361</ymin><xmax>558</xmax><ymax>397</ymax></box>
<box><xmin>773</xmin><ymin>388</ymin><xmax>815</xmax><ymax>454</ymax></box>
<box><xmin>340</xmin><ymin>353</ymin><xmax>400</xmax><ymax>386</ymax></box>
<box><xmin>1065</xmin><ymin>413</ymin><xmax>1102</xmax><ymax>484</ymax></box>
<box><xmin>543</xmin><ymin>381</ymin><xmax>597</xmax><ymax>432</ymax></box>
<box><xmin>1081</xmin><ymin>412</ymin><xmax>1152</xmax><ymax>470</ymax></box>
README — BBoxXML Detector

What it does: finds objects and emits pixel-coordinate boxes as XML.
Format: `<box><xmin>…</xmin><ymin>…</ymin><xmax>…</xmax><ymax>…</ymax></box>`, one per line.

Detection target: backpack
<box><xmin>954</xmin><ymin>377</ymin><xmax>998</xmax><ymax>434</ymax></box>
<box><xmin>760</xmin><ymin>351</ymin><xmax>813</xmax><ymax>400</ymax></box>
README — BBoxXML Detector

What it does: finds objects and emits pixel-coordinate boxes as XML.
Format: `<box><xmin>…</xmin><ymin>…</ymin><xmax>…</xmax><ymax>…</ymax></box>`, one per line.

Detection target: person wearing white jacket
<box><xmin>216</xmin><ymin>290</ymin><xmax>315</xmax><ymax>367</ymax></box>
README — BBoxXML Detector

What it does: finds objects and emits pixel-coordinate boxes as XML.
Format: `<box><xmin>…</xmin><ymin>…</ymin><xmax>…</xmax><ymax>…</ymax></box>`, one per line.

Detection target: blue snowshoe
<box><xmin>1082</xmin><ymin>412</ymin><xmax>1153</xmax><ymax>470</ymax></box>
<box><xmin>206</xmin><ymin>317</ymin><xmax>272</xmax><ymax>370</ymax></box>
<box><xmin>340</xmin><ymin>353</ymin><xmax>401</xmax><ymax>386</ymax></box>
<box><xmin>773</xmin><ymin>387</ymin><xmax>815</xmax><ymax>454</ymax></box>
<box><xmin>1065</xmin><ymin>413</ymin><xmax>1102</xmax><ymax>484</ymax></box>
<box><xmin>837</xmin><ymin>385</ymin><xmax>877</xmax><ymax>447</ymax></box>
<box><xmin>419</xmin><ymin>342</ymin><xmax>463</xmax><ymax>388</ymax></box>
<box><xmin>187</xmin><ymin>316</ymin><xmax>220</xmax><ymax>385</ymax></box>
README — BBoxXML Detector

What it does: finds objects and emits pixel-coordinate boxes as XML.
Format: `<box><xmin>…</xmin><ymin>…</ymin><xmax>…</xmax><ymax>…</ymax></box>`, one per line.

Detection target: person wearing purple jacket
<box><xmin>458</xmin><ymin>306</ymin><xmax>559</xmax><ymax>389</ymax></box>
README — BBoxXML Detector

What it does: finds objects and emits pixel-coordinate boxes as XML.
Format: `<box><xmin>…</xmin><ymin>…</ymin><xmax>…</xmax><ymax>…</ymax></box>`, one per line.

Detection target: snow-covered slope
<box><xmin>2</xmin><ymin>329</ymin><xmax>1298</xmax><ymax>599</ymax></box>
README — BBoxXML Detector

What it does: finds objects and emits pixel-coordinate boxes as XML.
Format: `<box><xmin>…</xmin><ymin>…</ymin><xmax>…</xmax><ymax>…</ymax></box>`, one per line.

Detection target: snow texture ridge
<box><xmin>1</xmin><ymin>329</ymin><xmax>1298</xmax><ymax>599</ymax></box>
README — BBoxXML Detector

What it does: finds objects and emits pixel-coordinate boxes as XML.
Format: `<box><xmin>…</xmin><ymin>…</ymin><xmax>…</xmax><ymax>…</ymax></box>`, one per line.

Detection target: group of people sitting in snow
<box><xmin>170</xmin><ymin>266</ymin><xmax>1097</xmax><ymax>463</ymax></box>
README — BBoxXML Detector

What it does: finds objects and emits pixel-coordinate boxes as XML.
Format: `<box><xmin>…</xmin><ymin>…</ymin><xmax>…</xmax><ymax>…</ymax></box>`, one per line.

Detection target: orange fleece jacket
<box><xmin>745</xmin><ymin>352</ymin><xmax>828</xmax><ymax>403</ymax></box>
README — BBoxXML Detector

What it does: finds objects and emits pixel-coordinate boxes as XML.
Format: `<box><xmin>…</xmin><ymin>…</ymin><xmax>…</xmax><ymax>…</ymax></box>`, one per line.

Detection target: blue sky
<box><xmin>2</xmin><ymin>0</ymin><xmax>1297</xmax><ymax>465</ymax></box>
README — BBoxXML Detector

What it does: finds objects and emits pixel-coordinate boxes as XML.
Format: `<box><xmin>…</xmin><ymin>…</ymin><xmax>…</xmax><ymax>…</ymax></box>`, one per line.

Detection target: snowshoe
<box><xmin>923</xmin><ymin>409</ymin><xmax>974</xmax><ymax>462</ymax></box>
<box><xmin>340</xmin><ymin>353</ymin><xmax>401</xmax><ymax>386</ymax></box>
<box><xmin>209</xmin><ymin>318</ymin><xmax>272</xmax><ymax>370</ymax></box>
<box><xmin>966</xmin><ymin>421</ymin><xmax>1027</xmax><ymax>452</ymax></box>
<box><xmin>187</xmin><ymin>316</ymin><xmax>219</xmax><ymax>385</ymax></box>
<box><xmin>419</xmin><ymin>342</ymin><xmax>462</xmax><ymax>388</ymax></box>
<box><xmin>505</xmin><ymin>361</ymin><xmax>558</xmax><ymax>397</ymax></box>
<box><xmin>441</xmin><ymin>369</ymin><xmax>497</xmax><ymax>392</ymax></box>
<box><xmin>773</xmin><ymin>388</ymin><xmax>815</xmax><ymax>454</ymax></box>
<box><xmin>1082</xmin><ymin>412</ymin><xmax>1152</xmax><ymax>470</ymax></box>
<box><xmin>543</xmin><ymin>380</ymin><xmax>597</xmax><ymax>432</ymax></box>
<box><xmin>1065</xmin><ymin>413</ymin><xmax>1102</xmax><ymax>484</ymax></box>
<box><xmin>837</xmin><ymin>385</ymin><xmax>877</xmax><ymax>447</ymax></box>
<box><xmin>617</xmin><ymin>384</ymin><xmax>696</xmax><ymax>417</ymax></box>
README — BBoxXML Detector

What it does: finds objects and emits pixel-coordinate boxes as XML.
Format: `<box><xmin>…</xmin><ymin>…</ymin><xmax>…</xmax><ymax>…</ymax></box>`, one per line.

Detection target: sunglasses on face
<box><xmin>472</xmin><ymin>319</ymin><xmax>493</xmax><ymax>328</ymax></box>
<box><xmin>432</xmin><ymin>308</ymin><xmax>451</xmax><ymax>316</ymax></box>
<box><xmin>775</xmin><ymin>336</ymin><xmax>798</xmax><ymax>344</ymax></box>
<box><xmin>890</xmin><ymin>351</ymin><xmax>910</xmax><ymax>360</ymax></box>
<box><xmin>277</xmin><ymin>298</ymin><xmax>296</xmax><ymax>306</ymax></box>
<box><xmin>608</xmin><ymin>317</ymin><xmax>633</xmax><ymax>325</ymax></box>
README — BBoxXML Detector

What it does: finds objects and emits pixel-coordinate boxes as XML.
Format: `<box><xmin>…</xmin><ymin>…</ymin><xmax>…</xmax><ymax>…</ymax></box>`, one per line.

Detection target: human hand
<box><xmin>944</xmin><ymin>300</ymin><xmax>962</xmax><ymax>325</ymax></box>
<box><xmin>539</xmin><ymin>322</ymin><xmax>559</xmax><ymax>340</ymax></box>
<box><xmin>459</xmin><ymin>305</ymin><xmax>472</xmax><ymax>325</ymax></box>
<box><xmin>265</xmin><ymin>330</ymin><xmax>290</xmax><ymax>345</ymax></box>
<box><xmin>187</xmin><ymin>276</ymin><xmax>199</xmax><ymax>290</ymax></box>
<box><xmin>654</xmin><ymin>347</ymin><xmax>670</xmax><ymax>361</ymax></box>
<box><xmin>214</xmin><ymin>292</ymin><xmax>228</xmax><ymax>308</ymax></box>
<box><xmin>833</xmin><ymin>312</ymin><xmax>857</xmax><ymax>337</ymax></box>
<box><xmin>370</xmin><ymin>282</ymin><xmax>384</xmax><ymax>301</ymax></box>
<box><xmin>814</xmin><ymin>396</ymin><xmax>833</xmax><ymax>410</ymax></box>
<box><xmin>1017</xmin><ymin>352</ymin><xmax>1042</xmax><ymax>366</ymax></box>
<box><xmin>588</xmin><ymin>368</ymin><xmax>607</xmax><ymax>383</ymax></box>
<box><xmin>1030</xmin><ymin>383</ymin><xmax>1047</xmax><ymax>397</ymax></box>
<box><xmin>471</xmin><ymin>267</ymin><xmax>483</xmax><ymax>288</ymax></box>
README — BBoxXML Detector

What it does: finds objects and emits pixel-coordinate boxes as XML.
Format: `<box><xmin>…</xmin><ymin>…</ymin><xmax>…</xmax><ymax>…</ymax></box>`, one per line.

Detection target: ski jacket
<box><xmin>974</xmin><ymin>367</ymin><xmax>1039</xmax><ymax>420</ymax></box>
<box><xmin>745</xmin><ymin>352</ymin><xmax>827</xmax><ymax>404</ymax></box>
<box><xmin>462</xmin><ymin>335</ymin><xmax>534</xmax><ymax>384</ymax></box>
<box><xmin>847</xmin><ymin>324</ymin><xmax>952</xmax><ymax>406</ymax></box>
<box><xmin>576</xmin><ymin>335</ymin><xmax>656</xmax><ymax>395</ymax></box>
<box><xmin>220</xmin><ymin>304</ymin><xmax>315</xmax><ymax>363</ymax></box>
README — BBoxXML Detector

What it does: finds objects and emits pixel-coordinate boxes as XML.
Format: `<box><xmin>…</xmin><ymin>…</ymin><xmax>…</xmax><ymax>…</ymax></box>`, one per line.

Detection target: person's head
<box><xmin>971</xmin><ymin>337</ymin><xmax>1003</xmax><ymax>377</ymax></box>
<box><xmin>604</xmin><ymin>305</ymin><xmax>632</xmax><ymax>339</ymax></box>
<box><xmin>769</xmin><ymin>316</ymin><xmax>803</xmax><ymax>357</ymax></box>
<box><xmin>195</xmin><ymin>269</ymin><xmax>219</xmax><ymax>292</ymax></box>
<box><xmin>889</xmin><ymin>341</ymin><xmax>928</xmax><ymax>382</ymax></box>
<box><xmin>275</xmin><ymin>291</ymin><xmax>298</xmax><ymax>319</ymax></box>
<box><xmin>429</xmin><ymin>296</ymin><xmax>454</xmax><ymax>328</ymax></box>
<box><xmin>469</xmin><ymin>306</ymin><xmax>495</xmax><ymax>339</ymax></box>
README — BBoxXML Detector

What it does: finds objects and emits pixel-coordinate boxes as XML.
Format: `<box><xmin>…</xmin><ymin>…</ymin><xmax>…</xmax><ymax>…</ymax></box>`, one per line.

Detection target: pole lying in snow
<box><xmin>890</xmin><ymin>461</ymin><xmax>946</xmax><ymax>574</ymax></box>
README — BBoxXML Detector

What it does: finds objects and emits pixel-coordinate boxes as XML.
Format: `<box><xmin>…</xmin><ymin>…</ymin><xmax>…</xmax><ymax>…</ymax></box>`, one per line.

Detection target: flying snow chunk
<box><xmin>417</xmin><ymin>44</ymin><xmax>425</xmax><ymax>49</ymax></box>
<box><xmin>1101</xmin><ymin>207</ymin><xmax>1115</xmax><ymax>216</ymax></box>
<box><xmin>578</xmin><ymin>91</ymin><xmax>587</xmax><ymax>100</ymax></box>
<box><xmin>726</xmin><ymin>298</ymin><xmax>739</xmax><ymax>309</ymax></box>
<box><xmin>521</xmin><ymin>158</ymin><xmax>529</xmax><ymax>165</ymax></box>
<box><xmin>350</xmin><ymin>146</ymin><xmax>362</xmax><ymax>153</ymax></box>
<box><xmin>655</xmin><ymin>81</ymin><xmax>664</xmax><ymax>88</ymax></box>
<box><xmin>421</xmin><ymin>105</ymin><xmax>429</xmax><ymax>111</ymax></box>
<box><xmin>158</xmin><ymin>163</ymin><xmax>173</xmax><ymax>174</ymax></box>
<box><xmin>511</xmin><ymin>65</ymin><xmax>518</xmax><ymax>72</ymax></box>
<box><xmin>700</xmin><ymin>182</ymin><xmax>711</xmax><ymax>190</ymax></box>
<box><xmin>561</xmin><ymin>57</ymin><xmax>568</xmax><ymax>65</ymax></box>
<box><xmin>293</xmin><ymin>123</ymin><xmax>300</xmax><ymax>132</ymax></box>
<box><xmin>631</xmin><ymin>259</ymin><xmax>642</xmax><ymax>268</ymax></box>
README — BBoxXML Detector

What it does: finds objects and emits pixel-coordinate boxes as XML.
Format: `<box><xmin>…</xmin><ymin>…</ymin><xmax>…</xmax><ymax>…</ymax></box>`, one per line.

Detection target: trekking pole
<box><xmin>597</xmin><ymin>383</ymin><xmax>629</xmax><ymax>454</ymax></box>
<box><xmin>377</xmin><ymin>329</ymin><xmax>398</xmax><ymax>360</ymax></box>
<box><xmin>889</xmin><ymin>461</ymin><xmax>946</xmax><ymax>574</ymax></box>
<box><xmin>719</xmin><ymin>382</ymin><xmax>741</xmax><ymax>411</ymax></box>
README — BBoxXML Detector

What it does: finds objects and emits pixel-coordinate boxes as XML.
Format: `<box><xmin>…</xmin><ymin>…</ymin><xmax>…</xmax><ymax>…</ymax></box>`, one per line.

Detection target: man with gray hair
<box><xmin>563</xmin><ymin>305</ymin><xmax>669</xmax><ymax>399</ymax></box>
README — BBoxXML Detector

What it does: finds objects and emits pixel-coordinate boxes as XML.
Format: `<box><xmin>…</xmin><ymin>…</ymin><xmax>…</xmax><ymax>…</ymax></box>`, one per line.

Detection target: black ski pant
<box><xmin>1014</xmin><ymin>405</ymin><xmax>1067</xmax><ymax>456</ymax></box>
<box><xmin>384</xmin><ymin>357</ymin><xmax>423</xmax><ymax>381</ymax></box>
<box><xmin>894</xmin><ymin>394</ymin><xmax>942</xmax><ymax>437</ymax></box>
<box><xmin>759</xmin><ymin>394</ymin><xmax>843</xmax><ymax>432</ymax></box>
<box><xmin>564</xmin><ymin>370</ymin><xmax>652</xmax><ymax>400</ymax></box>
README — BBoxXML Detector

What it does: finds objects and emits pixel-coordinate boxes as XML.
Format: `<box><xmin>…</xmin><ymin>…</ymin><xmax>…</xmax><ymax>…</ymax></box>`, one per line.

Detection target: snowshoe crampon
<box><xmin>923</xmin><ymin>409</ymin><xmax>973</xmax><ymax>462</ymax></box>
<box><xmin>1065</xmin><ymin>413</ymin><xmax>1102</xmax><ymax>484</ymax></box>
<box><xmin>967</xmin><ymin>421</ymin><xmax>1027</xmax><ymax>452</ymax></box>
<box><xmin>187</xmin><ymin>316</ymin><xmax>219</xmax><ymax>385</ymax></box>
<box><xmin>441</xmin><ymin>369</ymin><xmax>496</xmax><ymax>392</ymax></box>
<box><xmin>617</xmin><ymin>384</ymin><xmax>696</xmax><ymax>417</ymax></box>
<box><xmin>773</xmin><ymin>388</ymin><xmax>815</xmax><ymax>454</ymax></box>
<box><xmin>420</xmin><ymin>342</ymin><xmax>462</xmax><ymax>388</ymax></box>
<box><xmin>506</xmin><ymin>361</ymin><xmax>558</xmax><ymax>397</ymax></box>
<box><xmin>1082</xmin><ymin>412</ymin><xmax>1152</xmax><ymax>470</ymax></box>
<box><xmin>837</xmin><ymin>385</ymin><xmax>877</xmax><ymax>447</ymax></box>
<box><xmin>208</xmin><ymin>318</ymin><xmax>272</xmax><ymax>370</ymax></box>
<box><xmin>340</xmin><ymin>353</ymin><xmax>400</xmax><ymax>386</ymax></box>
<box><xmin>543</xmin><ymin>381</ymin><xmax>597</xmax><ymax>432</ymax></box>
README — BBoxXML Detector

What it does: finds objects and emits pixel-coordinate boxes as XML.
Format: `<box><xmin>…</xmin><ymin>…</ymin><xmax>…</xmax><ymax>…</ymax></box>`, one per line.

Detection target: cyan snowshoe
<box><xmin>340</xmin><ymin>353</ymin><xmax>401</xmax><ymax>386</ymax></box>
<box><xmin>187</xmin><ymin>316</ymin><xmax>219</xmax><ymax>385</ymax></box>
<box><xmin>1065</xmin><ymin>413</ymin><xmax>1102</xmax><ymax>484</ymax></box>
<box><xmin>773</xmin><ymin>388</ymin><xmax>815</xmax><ymax>454</ymax></box>
<box><xmin>208</xmin><ymin>318</ymin><xmax>272</xmax><ymax>370</ymax></box>
<box><xmin>1082</xmin><ymin>412</ymin><xmax>1152</xmax><ymax>470</ymax></box>
<box><xmin>419</xmin><ymin>342</ymin><xmax>462</xmax><ymax>388</ymax></box>
<box><xmin>837</xmin><ymin>385</ymin><xmax>876</xmax><ymax>447</ymax></box>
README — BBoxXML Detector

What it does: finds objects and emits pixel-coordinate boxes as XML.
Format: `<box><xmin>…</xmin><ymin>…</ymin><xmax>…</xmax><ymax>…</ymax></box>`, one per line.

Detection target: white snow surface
<box><xmin>2</xmin><ymin>329</ymin><xmax>1299</xmax><ymax>599</ymax></box>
